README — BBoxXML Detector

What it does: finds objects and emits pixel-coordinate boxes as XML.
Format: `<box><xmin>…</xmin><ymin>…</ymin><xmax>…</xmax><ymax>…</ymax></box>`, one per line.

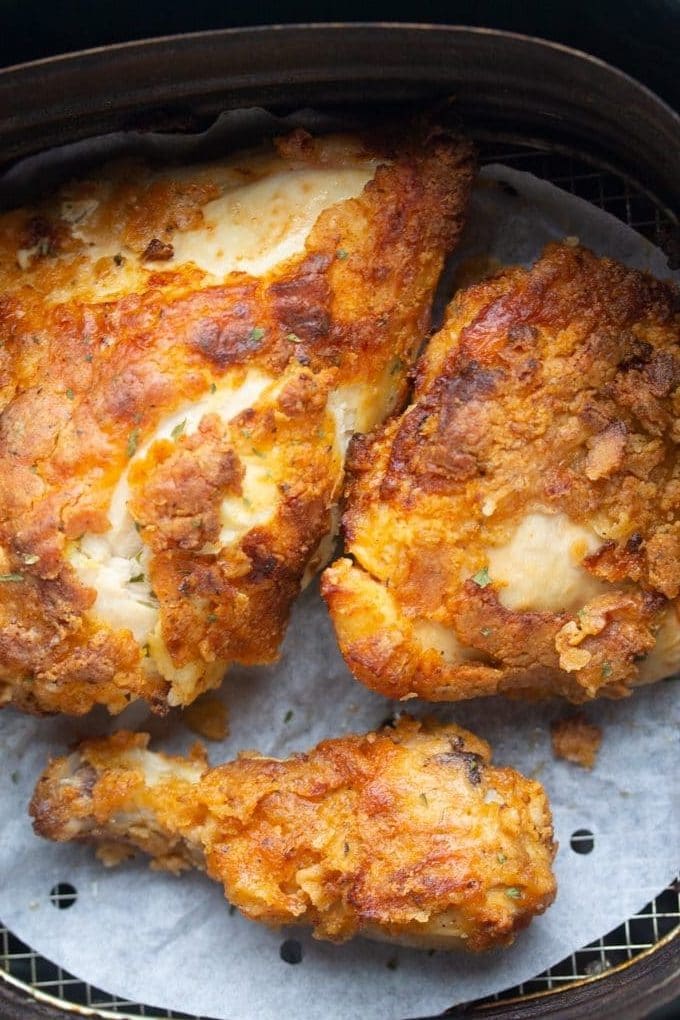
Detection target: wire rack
<box><xmin>1</xmin><ymin>141</ymin><xmax>678</xmax><ymax>1018</ymax></box>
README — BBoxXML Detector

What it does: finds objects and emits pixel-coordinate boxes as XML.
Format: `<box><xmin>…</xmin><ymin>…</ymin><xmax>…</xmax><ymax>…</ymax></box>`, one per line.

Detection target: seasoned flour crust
<box><xmin>323</xmin><ymin>243</ymin><xmax>680</xmax><ymax>702</ymax></box>
<box><xmin>0</xmin><ymin>126</ymin><xmax>475</xmax><ymax>714</ymax></box>
<box><xmin>31</xmin><ymin>717</ymin><xmax>556</xmax><ymax>949</ymax></box>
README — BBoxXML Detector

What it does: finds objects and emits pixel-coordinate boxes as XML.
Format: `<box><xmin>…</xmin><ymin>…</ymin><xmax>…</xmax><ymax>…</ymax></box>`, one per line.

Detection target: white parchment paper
<box><xmin>0</xmin><ymin>123</ymin><xmax>678</xmax><ymax>1020</ymax></box>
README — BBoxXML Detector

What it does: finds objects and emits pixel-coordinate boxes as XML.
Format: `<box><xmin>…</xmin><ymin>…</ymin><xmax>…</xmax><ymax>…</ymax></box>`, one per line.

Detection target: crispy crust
<box><xmin>0</xmin><ymin>127</ymin><xmax>475</xmax><ymax>715</ymax></box>
<box><xmin>323</xmin><ymin>244</ymin><xmax>680</xmax><ymax>702</ymax></box>
<box><xmin>550</xmin><ymin>713</ymin><xmax>602</xmax><ymax>769</ymax></box>
<box><xmin>31</xmin><ymin>717</ymin><xmax>556</xmax><ymax>949</ymax></box>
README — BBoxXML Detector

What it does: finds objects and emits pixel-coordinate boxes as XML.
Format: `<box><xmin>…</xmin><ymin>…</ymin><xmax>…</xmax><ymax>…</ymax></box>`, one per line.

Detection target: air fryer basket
<box><xmin>0</xmin><ymin>24</ymin><xmax>678</xmax><ymax>1020</ymax></box>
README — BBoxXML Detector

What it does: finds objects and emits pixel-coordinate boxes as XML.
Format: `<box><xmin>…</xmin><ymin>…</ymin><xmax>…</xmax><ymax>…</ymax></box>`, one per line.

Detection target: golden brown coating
<box><xmin>30</xmin><ymin>717</ymin><xmax>556</xmax><ymax>949</ymax></box>
<box><xmin>323</xmin><ymin>243</ymin><xmax>680</xmax><ymax>702</ymax></box>
<box><xmin>550</xmin><ymin>714</ymin><xmax>602</xmax><ymax>769</ymax></box>
<box><xmin>0</xmin><ymin>126</ymin><xmax>475</xmax><ymax>715</ymax></box>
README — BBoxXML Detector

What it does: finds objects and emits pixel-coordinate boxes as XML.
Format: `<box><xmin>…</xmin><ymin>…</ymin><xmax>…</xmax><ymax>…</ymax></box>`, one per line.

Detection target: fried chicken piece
<box><xmin>550</xmin><ymin>714</ymin><xmax>602</xmax><ymax>769</ymax></box>
<box><xmin>0</xmin><ymin>126</ymin><xmax>475</xmax><ymax>715</ymax></box>
<box><xmin>323</xmin><ymin>243</ymin><xmax>680</xmax><ymax>702</ymax></box>
<box><xmin>30</xmin><ymin>717</ymin><xmax>556</xmax><ymax>949</ymax></box>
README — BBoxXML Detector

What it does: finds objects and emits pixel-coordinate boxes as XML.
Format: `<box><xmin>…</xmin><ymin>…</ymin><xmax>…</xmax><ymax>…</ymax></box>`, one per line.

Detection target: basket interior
<box><xmin>0</xmin><ymin>138</ymin><xmax>678</xmax><ymax>1019</ymax></box>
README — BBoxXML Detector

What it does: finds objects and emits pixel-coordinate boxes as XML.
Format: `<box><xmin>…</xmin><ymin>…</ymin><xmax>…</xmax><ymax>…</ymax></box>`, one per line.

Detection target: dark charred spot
<box><xmin>242</xmin><ymin>535</ymin><xmax>279</xmax><ymax>581</ymax></box>
<box><xmin>346</xmin><ymin>432</ymin><xmax>377</xmax><ymax>476</ymax></box>
<box><xmin>142</xmin><ymin>238</ymin><xmax>175</xmax><ymax>262</ymax></box>
<box><xmin>642</xmin><ymin>589</ymin><xmax>667</xmax><ymax>614</ymax></box>
<box><xmin>270</xmin><ymin>254</ymin><xmax>332</xmax><ymax>343</ymax></box>
<box><xmin>432</xmin><ymin>744</ymin><xmax>485</xmax><ymax>785</ymax></box>
<box><xmin>442</xmin><ymin>360</ymin><xmax>498</xmax><ymax>405</ymax></box>
<box><xmin>191</xmin><ymin>312</ymin><xmax>260</xmax><ymax>369</ymax></box>
<box><xmin>381</xmin><ymin>361</ymin><xmax>497</xmax><ymax>496</ymax></box>
<box><xmin>618</xmin><ymin>339</ymin><xmax>654</xmax><ymax>373</ymax></box>
<box><xmin>22</xmin><ymin>216</ymin><xmax>61</xmax><ymax>257</ymax></box>
<box><xmin>626</xmin><ymin>532</ymin><xmax>644</xmax><ymax>553</ymax></box>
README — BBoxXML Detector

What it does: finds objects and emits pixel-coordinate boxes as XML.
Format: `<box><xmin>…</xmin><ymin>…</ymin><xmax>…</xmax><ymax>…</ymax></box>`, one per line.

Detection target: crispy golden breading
<box><xmin>0</xmin><ymin>127</ymin><xmax>475</xmax><ymax>715</ymax></box>
<box><xmin>323</xmin><ymin>244</ymin><xmax>680</xmax><ymax>702</ymax></box>
<box><xmin>550</xmin><ymin>714</ymin><xmax>602</xmax><ymax>769</ymax></box>
<box><xmin>30</xmin><ymin>717</ymin><xmax>556</xmax><ymax>949</ymax></box>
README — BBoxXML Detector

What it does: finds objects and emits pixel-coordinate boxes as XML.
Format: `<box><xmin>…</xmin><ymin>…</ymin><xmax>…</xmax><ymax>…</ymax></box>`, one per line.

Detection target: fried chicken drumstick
<box><xmin>0</xmin><ymin>126</ymin><xmax>474</xmax><ymax>715</ymax></box>
<box><xmin>31</xmin><ymin>717</ymin><xmax>556</xmax><ymax>950</ymax></box>
<box><xmin>323</xmin><ymin>243</ymin><xmax>680</xmax><ymax>702</ymax></box>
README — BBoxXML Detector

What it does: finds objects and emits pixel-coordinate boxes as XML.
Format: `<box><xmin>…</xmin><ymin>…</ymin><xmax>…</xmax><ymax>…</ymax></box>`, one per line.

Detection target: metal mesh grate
<box><xmin>2</xmin><ymin>884</ymin><xmax>678</xmax><ymax>1016</ymax></box>
<box><xmin>489</xmin><ymin>882</ymin><xmax>680</xmax><ymax>1002</ymax></box>
<box><xmin>1</xmin><ymin>141</ymin><xmax>678</xmax><ymax>1018</ymax></box>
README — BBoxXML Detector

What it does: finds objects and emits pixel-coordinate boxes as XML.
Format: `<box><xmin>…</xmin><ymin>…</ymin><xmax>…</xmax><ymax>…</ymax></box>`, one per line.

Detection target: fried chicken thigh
<box><xmin>31</xmin><ymin>717</ymin><xmax>556</xmax><ymax>949</ymax></box>
<box><xmin>0</xmin><ymin>127</ymin><xmax>474</xmax><ymax>715</ymax></box>
<box><xmin>323</xmin><ymin>243</ymin><xmax>680</xmax><ymax>702</ymax></box>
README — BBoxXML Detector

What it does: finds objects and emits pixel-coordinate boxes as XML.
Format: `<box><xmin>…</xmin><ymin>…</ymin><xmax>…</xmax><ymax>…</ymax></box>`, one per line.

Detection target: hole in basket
<box><xmin>280</xmin><ymin>938</ymin><xmax>303</xmax><ymax>964</ymax></box>
<box><xmin>49</xmin><ymin>882</ymin><xmax>77</xmax><ymax>909</ymax></box>
<box><xmin>570</xmin><ymin>829</ymin><xmax>595</xmax><ymax>854</ymax></box>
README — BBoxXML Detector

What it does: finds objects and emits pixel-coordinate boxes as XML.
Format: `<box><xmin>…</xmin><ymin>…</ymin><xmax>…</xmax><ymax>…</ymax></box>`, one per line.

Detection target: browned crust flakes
<box><xmin>0</xmin><ymin>126</ymin><xmax>475</xmax><ymax>715</ymax></box>
<box><xmin>323</xmin><ymin>243</ymin><xmax>680</xmax><ymax>703</ymax></box>
<box><xmin>31</xmin><ymin>717</ymin><xmax>556</xmax><ymax>950</ymax></box>
<box><xmin>550</xmin><ymin>714</ymin><xmax>602</xmax><ymax>769</ymax></box>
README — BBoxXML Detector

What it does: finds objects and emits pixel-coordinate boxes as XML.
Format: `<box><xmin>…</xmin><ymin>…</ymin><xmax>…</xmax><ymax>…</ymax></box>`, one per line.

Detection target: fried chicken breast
<box><xmin>30</xmin><ymin>717</ymin><xmax>556</xmax><ymax>949</ymax></box>
<box><xmin>0</xmin><ymin>127</ymin><xmax>475</xmax><ymax>715</ymax></box>
<box><xmin>323</xmin><ymin>243</ymin><xmax>680</xmax><ymax>702</ymax></box>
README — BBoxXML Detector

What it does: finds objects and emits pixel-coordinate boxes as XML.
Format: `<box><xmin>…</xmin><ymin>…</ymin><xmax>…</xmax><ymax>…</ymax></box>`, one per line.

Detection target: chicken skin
<box><xmin>30</xmin><ymin>717</ymin><xmax>556</xmax><ymax>950</ymax></box>
<box><xmin>323</xmin><ymin>243</ymin><xmax>680</xmax><ymax>702</ymax></box>
<box><xmin>0</xmin><ymin>126</ymin><xmax>475</xmax><ymax>715</ymax></box>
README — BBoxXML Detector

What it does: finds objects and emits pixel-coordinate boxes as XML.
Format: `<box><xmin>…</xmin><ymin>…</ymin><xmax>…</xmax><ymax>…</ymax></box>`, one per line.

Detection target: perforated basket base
<box><xmin>1</xmin><ymin>140</ymin><xmax>678</xmax><ymax>1020</ymax></box>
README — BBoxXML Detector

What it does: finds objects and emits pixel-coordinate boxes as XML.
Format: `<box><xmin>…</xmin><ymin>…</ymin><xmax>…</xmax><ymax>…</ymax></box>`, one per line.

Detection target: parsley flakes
<box><xmin>248</xmin><ymin>326</ymin><xmax>265</xmax><ymax>344</ymax></box>
<box><xmin>505</xmin><ymin>887</ymin><xmax>522</xmax><ymax>899</ymax></box>
<box><xmin>0</xmin><ymin>573</ymin><xmax>24</xmax><ymax>582</ymax></box>
<box><xmin>171</xmin><ymin>419</ymin><xmax>187</xmax><ymax>440</ymax></box>
<box><xmin>126</xmin><ymin>429</ymin><xmax>140</xmax><ymax>459</ymax></box>
<box><xmin>472</xmin><ymin>567</ymin><xmax>492</xmax><ymax>588</ymax></box>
